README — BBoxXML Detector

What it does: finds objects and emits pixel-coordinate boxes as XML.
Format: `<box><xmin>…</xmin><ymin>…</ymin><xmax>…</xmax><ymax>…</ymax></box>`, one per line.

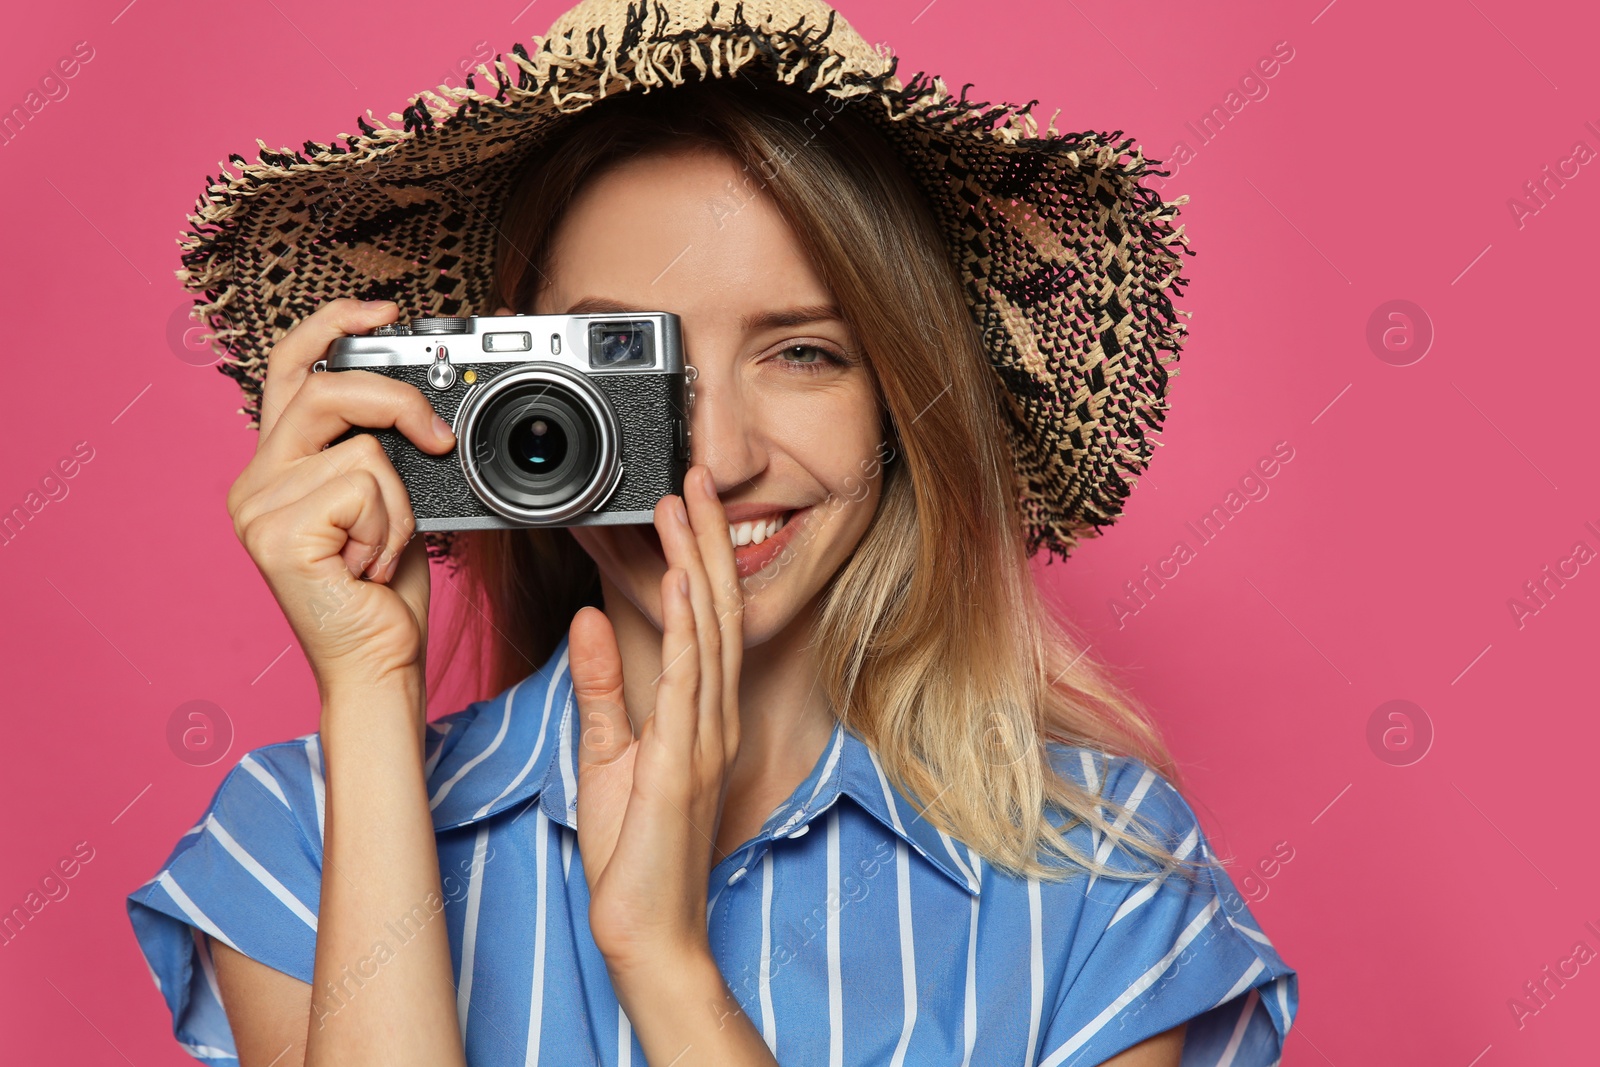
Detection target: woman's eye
<box><xmin>776</xmin><ymin>344</ymin><xmax>846</xmax><ymax>374</ymax></box>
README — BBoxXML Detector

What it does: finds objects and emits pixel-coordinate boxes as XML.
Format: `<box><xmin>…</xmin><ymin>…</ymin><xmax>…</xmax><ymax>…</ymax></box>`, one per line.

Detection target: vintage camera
<box><xmin>315</xmin><ymin>313</ymin><xmax>693</xmax><ymax>530</ymax></box>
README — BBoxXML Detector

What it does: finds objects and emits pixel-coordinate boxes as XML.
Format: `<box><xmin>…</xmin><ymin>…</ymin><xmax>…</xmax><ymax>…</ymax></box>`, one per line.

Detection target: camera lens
<box><xmin>456</xmin><ymin>366</ymin><xmax>622</xmax><ymax>524</ymax></box>
<box><xmin>508</xmin><ymin>416</ymin><xmax>566</xmax><ymax>474</ymax></box>
<box><xmin>479</xmin><ymin>385</ymin><xmax>595</xmax><ymax>505</ymax></box>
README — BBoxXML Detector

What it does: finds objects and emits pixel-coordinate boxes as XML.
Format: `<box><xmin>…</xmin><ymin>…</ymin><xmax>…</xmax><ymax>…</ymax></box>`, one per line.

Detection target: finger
<box><xmin>249</xmin><ymin>466</ymin><xmax>391</xmax><ymax>584</ymax></box>
<box><xmin>234</xmin><ymin>432</ymin><xmax>419</xmax><ymax>581</ymax></box>
<box><xmin>256</xmin><ymin>367</ymin><xmax>455</xmax><ymax>468</ymax></box>
<box><xmin>384</xmin><ymin>534</ymin><xmax>432</xmax><ymax>623</ymax></box>
<box><xmin>683</xmin><ymin>465</ymin><xmax>743</xmax><ymax>754</ymax></box>
<box><xmin>259</xmin><ymin>299</ymin><xmax>400</xmax><ymax>443</ymax></box>
<box><xmin>652</xmin><ymin>567</ymin><xmax>698</xmax><ymax>760</ymax></box>
<box><xmin>569</xmin><ymin>607</ymin><xmax>633</xmax><ymax>767</ymax></box>
<box><xmin>655</xmin><ymin>491</ymin><xmax>721</xmax><ymax>750</ymax></box>
<box><xmin>331</xmin><ymin>469</ymin><xmax>392</xmax><ymax>579</ymax></box>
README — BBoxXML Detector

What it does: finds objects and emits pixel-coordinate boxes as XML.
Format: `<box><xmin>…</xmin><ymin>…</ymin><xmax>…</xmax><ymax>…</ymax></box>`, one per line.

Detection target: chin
<box><xmin>732</xmin><ymin>576</ymin><xmax>812</xmax><ymax>647</ymax></box>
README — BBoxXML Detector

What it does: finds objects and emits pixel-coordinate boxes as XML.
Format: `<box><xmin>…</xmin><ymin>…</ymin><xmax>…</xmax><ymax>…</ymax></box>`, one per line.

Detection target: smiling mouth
<box><xmin>638</xmin><ymin>506</ymin><xmax>810</xmax><ymax>580</ymax></box>
<box><xmin>732</xmin><ymin>511</ymin><xmax>793</xmax><ymax>547</ymax></box>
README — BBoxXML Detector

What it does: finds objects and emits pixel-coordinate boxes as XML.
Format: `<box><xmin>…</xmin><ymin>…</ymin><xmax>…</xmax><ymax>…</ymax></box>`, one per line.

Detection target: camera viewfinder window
<box><xmin>588</xmin><ymin>320</ymin><xmax>655</xmax><ymax>369</ymax></box>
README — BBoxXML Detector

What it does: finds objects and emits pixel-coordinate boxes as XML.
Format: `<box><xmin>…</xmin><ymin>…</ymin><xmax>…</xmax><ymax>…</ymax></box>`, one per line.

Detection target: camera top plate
<box><xmin>325</xmin><ymin>312</ymin><xmax>685</xmax><ymax>377</ymax></box>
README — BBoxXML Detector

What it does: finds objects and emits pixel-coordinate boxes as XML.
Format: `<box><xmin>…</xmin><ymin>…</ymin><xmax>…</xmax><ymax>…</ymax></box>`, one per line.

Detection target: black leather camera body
<box><xmin>317</xmin><ymin>313</ymin><xmax>692</xmax><ymax>530</ymax></box>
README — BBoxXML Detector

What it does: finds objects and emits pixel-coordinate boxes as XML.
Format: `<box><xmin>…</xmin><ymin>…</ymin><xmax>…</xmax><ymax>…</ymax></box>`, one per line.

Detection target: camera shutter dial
<box><xmin>410</xmin><ymin>316</ymin><xmax>470</xmax><ymax>335</ymax></box>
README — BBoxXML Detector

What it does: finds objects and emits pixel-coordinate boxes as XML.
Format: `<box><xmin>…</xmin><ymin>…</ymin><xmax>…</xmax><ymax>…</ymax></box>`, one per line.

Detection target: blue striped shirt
<box><xmin>127</xmin><ymin>631</ymin><xmax>1298</xmax><ymax>1065</ymax></box>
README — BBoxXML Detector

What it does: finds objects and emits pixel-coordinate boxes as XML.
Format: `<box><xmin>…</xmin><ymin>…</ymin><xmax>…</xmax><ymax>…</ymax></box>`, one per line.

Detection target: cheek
<box><xmin>780</xmin><ymin>390</ymin><xmax>886</xmax><ymax>474</ymax></box>
<box><xmin>810</xmin><ymin>436</ymin><xmax>889</xmax><ymax>529</ymax></box>
<box><xmin>835</xmin><ymin>429</ymin><xmax>892</xmax><ymax>502</ymax></box>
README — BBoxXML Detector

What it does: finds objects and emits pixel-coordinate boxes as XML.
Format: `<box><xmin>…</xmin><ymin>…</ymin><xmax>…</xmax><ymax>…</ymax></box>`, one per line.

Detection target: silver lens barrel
<box><xmin>454</xmin><ymin>365</ymin><xmax>623</xmax><ymax>524</ymax></box>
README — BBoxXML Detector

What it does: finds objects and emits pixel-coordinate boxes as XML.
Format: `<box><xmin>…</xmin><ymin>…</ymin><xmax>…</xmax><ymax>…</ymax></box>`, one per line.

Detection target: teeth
<box><xmin>729</xmin><ymin>512</ymin><xmax>788</xmax><ymax>548</ymax></box>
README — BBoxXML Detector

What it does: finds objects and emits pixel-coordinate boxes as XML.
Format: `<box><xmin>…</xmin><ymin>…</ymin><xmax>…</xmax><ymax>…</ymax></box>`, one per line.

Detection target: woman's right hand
<box><xmin>225</xmin><ymin>299</ymin><xmax>458</xmax><ymax>704</ymax></box>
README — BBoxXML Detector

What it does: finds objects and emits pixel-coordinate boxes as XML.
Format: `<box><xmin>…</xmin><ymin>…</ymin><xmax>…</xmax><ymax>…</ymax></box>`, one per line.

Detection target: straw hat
<box><xmin>176</xmin><ymin>0</ymin><xmax>1193</xmax><ymax>563</ymax></box>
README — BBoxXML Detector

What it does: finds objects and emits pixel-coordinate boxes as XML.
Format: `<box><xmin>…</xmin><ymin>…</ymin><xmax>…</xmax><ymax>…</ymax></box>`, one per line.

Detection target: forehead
<box><xmin>538</xmin><ymin>145</ymin><xmax>837</xmax><ymax>321</ymax></box>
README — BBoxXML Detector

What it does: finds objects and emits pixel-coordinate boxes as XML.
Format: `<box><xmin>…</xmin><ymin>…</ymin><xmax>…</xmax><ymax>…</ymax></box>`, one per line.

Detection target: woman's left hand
<box><xmin>569</xmin><ymin>464</ymin><xmax>745</xmax><ymax>974</ymax></box>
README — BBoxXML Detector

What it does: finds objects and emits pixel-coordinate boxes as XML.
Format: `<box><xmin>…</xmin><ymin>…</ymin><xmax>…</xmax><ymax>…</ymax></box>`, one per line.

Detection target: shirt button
<box><xmin>727</xmin><ymin>866</ymin><xmax>749</xmax><ymax>886</ymax></box>
<box><xmin>787</xmin><ymin>823</ymin><xmax>811</xmax><ymax>839</ymax></box>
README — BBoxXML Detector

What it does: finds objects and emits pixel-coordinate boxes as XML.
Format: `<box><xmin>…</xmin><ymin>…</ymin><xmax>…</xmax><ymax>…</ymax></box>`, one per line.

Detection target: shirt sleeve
<box><xmin>1034</xmin><ymin>754</ymin><xmax>1299</xmax><ymax>1067</ymax></box>
<box><xmin>125</xmin><ymin>736</ymin><xmax>332</xmax><ymax>1064</ymax></box>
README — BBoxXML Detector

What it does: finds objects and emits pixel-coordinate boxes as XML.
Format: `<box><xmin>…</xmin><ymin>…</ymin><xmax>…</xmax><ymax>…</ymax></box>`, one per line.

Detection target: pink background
<box><xmin>3</xmin><ymin>0</ymin><xmax>1596</xmax><ymax>1063</ymax></box>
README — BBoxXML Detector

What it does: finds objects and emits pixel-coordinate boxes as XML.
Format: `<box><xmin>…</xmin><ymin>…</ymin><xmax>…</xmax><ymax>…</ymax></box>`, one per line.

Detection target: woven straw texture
<box><xmin>175</xmin><ymin>0</ymin><xmax>1193</xmax><ymax>564</ymax></box>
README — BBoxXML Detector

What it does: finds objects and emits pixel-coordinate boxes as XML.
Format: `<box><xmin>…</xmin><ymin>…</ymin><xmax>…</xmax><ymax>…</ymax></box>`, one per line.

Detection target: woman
<box><xmin>127</xmin><ymin>3</ymin><xmax>1297</xmax><ymax>1065</ymax></box>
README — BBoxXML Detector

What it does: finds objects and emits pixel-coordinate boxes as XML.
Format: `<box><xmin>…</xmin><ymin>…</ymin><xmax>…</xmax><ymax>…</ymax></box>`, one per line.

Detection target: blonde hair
<box><xmin>431</xmin><ymin>78</ymin><xmax>1208</xmax><ymax>885</ymax></box>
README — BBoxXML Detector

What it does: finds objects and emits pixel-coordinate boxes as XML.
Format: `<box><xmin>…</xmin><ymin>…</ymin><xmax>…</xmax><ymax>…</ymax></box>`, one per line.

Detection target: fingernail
<box><xmin>384</xmin><ymin>554</ymin><xmax>400</xmax><ymax>582</ymax></box>
<box><xmin>362</xmin><ymin>299</ymin><xmax>396</xmax><ymax>309</ymax></box>
<box><xmin>677</xmin><ymin>570</ymin><xmax>690</xmax><ymax>597</ymax></box>
<box><xmin>434</xmin><ymin>414</ymin><xmax>454</xmax><ymax>441</ymax></box>
<box><xmin>698</xmin><ymin>467</ymin><xmax>717</xmax><ymax>500</ymax></box>
<box><xmin>672</xmin><ymin>497</ymin><xmax>689</xmax><ymax>527</ymax></box>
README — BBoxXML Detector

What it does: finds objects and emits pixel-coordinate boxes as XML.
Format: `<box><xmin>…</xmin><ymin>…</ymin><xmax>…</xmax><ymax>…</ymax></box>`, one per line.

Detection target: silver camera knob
<box><xmin>427</xmin><ymin>347</ymin><xmax>456</xmax><ymax>390</ymax></box>
<box><xmin>410</xmin><ymin>317</ymin><xmax>471</xmax><ymax>335</ymax></box>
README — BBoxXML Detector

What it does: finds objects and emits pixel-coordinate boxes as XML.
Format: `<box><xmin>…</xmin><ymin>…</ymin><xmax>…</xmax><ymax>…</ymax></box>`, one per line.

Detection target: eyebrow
<box><xmin>563</xmin><ymin>295</ymin><xmax>845</xmax><ymax>334</ymax></box>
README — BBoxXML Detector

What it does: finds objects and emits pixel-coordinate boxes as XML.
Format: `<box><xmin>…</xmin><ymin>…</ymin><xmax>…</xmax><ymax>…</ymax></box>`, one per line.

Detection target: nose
<box><xmin>685</xmin><ymin>356</ymin><xmax>767</xmax><ymax>495</ymax></box>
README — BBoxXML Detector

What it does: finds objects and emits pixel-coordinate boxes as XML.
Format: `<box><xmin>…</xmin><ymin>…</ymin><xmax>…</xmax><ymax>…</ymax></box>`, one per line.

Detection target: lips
<box><xmin>637</xmin><ymin>505</ymin><xmax>812</xmax><ymax>581</ymax></box>
<box><xmin>731</xmin><ymin>505</ymin><xmax>808</xmax><ymax>579</ymax></box>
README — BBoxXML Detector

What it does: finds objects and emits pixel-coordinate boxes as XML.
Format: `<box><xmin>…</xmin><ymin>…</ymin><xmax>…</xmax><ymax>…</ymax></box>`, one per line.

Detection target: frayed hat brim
<box><xmin>176</xmin><ymin>0</ymin><xmax>1192</xmax><ymax>563</ymax></box>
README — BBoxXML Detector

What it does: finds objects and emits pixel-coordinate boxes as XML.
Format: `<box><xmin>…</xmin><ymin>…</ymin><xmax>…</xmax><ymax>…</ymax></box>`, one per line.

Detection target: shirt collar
<box><xmin>425</xmin><ymin>631</ymin><xmax>981</xmax><ymax>897</ymax></box>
